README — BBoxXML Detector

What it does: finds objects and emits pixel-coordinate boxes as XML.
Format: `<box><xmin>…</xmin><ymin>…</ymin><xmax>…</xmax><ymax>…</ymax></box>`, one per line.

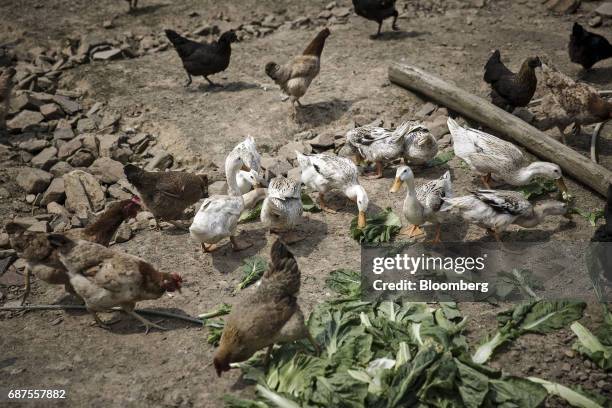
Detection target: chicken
<box><xmin>123</xmin><ymin>164</ymin><xmax>208</xmax><ymax>229</ymax></box>
<box><xmin>165</xmin><ymin>29</ymin><xmax>238</xmax><ymax>87</ymax></box>
<box><xmin>0</xmin><ymin>67</ymin><xmax>16</xmax><ymax>132</ymax></box>
<box><xmin>483</xmin><ymin>50</ymin><xmax>541</xmax><ymax>112</ymax></box>
<box><xmin>265</xmin><ymin>28</ymin><xmax>330</xmax><ymax>117</ymax></box>
<box><xmin>213</xmin><ymin>239</ymin><xmax>318</xmax><ymax>376</ymax></box>
<box><xmin>46</xmin><ymin>234</ymin><xmax>182</xmax><ymax>332</ymax></box>
<box><xmin>352</xmin><ymin>0</ymin><xmax>399</xmax><ymax>38</ymax></box>
<box><xmin>7</xmin><ymin>198</ymin><xmax>142</xmax><ymax>304</ymax></box>
<box><xmin>537</xmin><ymin>63</ymin><xmax>612</xmax><ymax>143</ymax></box>
<box><xmin>569</xmin><ymin>23</ymin><xmax>612</xmax><ymax>71</ymax></box>
<box><xmin>587</xmin><ymin>184</ymin><xmax>612</xmax><ymax>295</ymax></box>
<box><xmin>124</xmin><ymin>0</ymin><xmax>138</xmax><ymax>12</ymax></box>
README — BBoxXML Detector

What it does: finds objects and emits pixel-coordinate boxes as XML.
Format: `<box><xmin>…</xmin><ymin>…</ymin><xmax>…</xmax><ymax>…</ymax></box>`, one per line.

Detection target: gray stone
<box><xmin>26</xmin><ymin>194</ymin><xmax>36</xmax><ymax>204</ymax></box>
<box><xmin>17</xmin><ymin>167</ymin><xmax>53</xmax><ymax>193</ymax></box>
<box><xmin>88</xmin><ymin>157</ymin><xmax>124</xmax><ymax>184</ymax></box>
<box><xmin>423</xmin><ymin>115</ymin><xmax>449</xmax><ymax>139</ymax></box>
<box><xmin>63</xmin><ymin>170</ymin><xmax>106</xmax><ymax>214</ymax></box>
<box><xmin>107</xmin><ymin>184</ymin><xmax>132</xmax><ymax>200</ymax></box>
<box><xmin>40</xmin><ymin>178</ymin><xmax>65</xmax><ymax>206</ymax></box>
<box><xmin>58</xmin><ymin>138</ymin><xmax>82</xmax><ymax>159</ymax></box>
<box><xmin>293</xmin><ymin>130</ymin><xmax>317</xmax><ymax>141</ymax></box>
<box><xmin>68</xmin><ymin>149</ymin><xmax>95</xmax><ymax>167</ymax></box>
<box><xmin>208</xmin><ymin>180</ymin><xmax>227</xmax><ymax>196</ymax></box>
<box><xmin>28</xmin><ymin>221</ymin><xmax>50</xmax><ymax>233</ymax></box>
<box><xmin>595</xmin><ymin>2</ymin><xmax>612</xmax><ymax>17</ymax></box>
<box><xmin>318</xmin><ymin>10</ymin><xmax>332</xmax><ymax>19</ymax></box>
<box><xmin>47</xmin><ymin>202</ymin><xmax>71</xmax><ymax>218</ymax></box>
<box><xmin>588</xmin><ymin>15</ymin><xmax>603</xmax><ymax>28</ymax></box>
<box><xmin>146</xmin><ymin>151</ymin><xmax>173</xmax><ymax>170</ymax></box>
<box><xmin>332</xmin><ymin>7</ymin><xmax>351</xmax><ymax>17</ymax></box>
<box><xmin>114</xmin><ymin>222</ymin><xmax>132</xmax><ymax>243</ymax></box>
<box><xmin>30</xmin><ymin>146</ymin><xmax>58</xmax><ymax>170</ymax></box>
<box><xmin>0</xmin><ymin>233</ymin><xmax>9</xmax><ymax>249</ymax></box>
<box><xmin>262</xmin><ymin>157</ymin><xmax>292</xmax><ymax>179</ymax></box>
<box><xmin>6</xmin><ymin>110</ymin><xmax>45</xmax><ymax>131</ymax></box>
<box><xmin>92</xmin><ymin>48</ymin><xmax>123</xmax><ymax>60</ymax></box>
<box><xmin>99</xmin><ymin>112</ymin><xmax>121</xmax><ymax>130</ymax></box>
<box><xmin>309</xmin><ymin>133</ymin><xmax>335</xmax><ymax>150</ymax></box>
<box><xmin>39</xmin><ymin>103</ymin><xmax>65</xmax><ymax>120</ymax></box>
<box><xmin>287</xmin><ymin>167</ymin><xmax>301</xmax><ymax>182</ymax></box>
<box><xmin>53</xmin><ymin>95</ymin><xmax>81</xmax><ymax>115</ymax></box>
<box><xmin>98</xmin><ymin>133</ymin><xmax>122</xmax><ymax>158</ymax></box>
<box><xmin>76</xmin><ymin>118</ymin><xmax>97</xmax><ymax>133</ymax></box>
<box><xmin>278</xmin><ymin>141</ymin><xmax>311</xmax><ymax>163</ymax></box>
<box><xmin>80</xmin><ymin>134</ymin><xmax>99</xmax><ymax>157</ymax></box>
<box><xmin>18</xmin><ymin>139</ymin><xmax>49</xmax><ymax>153</ymax></box>
<box><xmin>49</xmin><ymin>161</ymin><xmax>74</xmax><ymax>177</ymax></box>
<box><xmin>53</xmin><ymin>126</ymin><xmax>75</xmax><ymax>141</ymax></box>
<box><xmin>416</xmin><ymin>102</ymin><xmax>437</xmax><ymax>119</ymax></box>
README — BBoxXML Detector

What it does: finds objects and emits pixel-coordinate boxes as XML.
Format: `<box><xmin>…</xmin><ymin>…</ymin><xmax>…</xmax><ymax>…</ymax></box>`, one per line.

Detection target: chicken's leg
<box><xmin>430</xmin><ymin>224</ymin><xmax>442</xmax><ymax>244</ymax></box>
<box><xmin>364</xmin><ymin>161</ymin><xmax>384</xmax><ymax>179</ymax></box>
<box><xmin>391</xmin><ymin>11</ymin><xmax>399</xmax><ymax>31</ymax></box>
<box><xmin>230</xmin><ymin>236</ymin><xmax>252</xmax><ymax>251</ymax></box>
<box><xmin>127</xmin><ymin>310</ymin><xmax>167</xmax><ymax>334</ymax></box>
<box><xmin>373</xmin><ymin>21</ymin><xmax>383</xmax><ymax>38</ymax></box>
<box><xmin>201</xmin><ymin>242</ymin><xmax>220</xmax><ymax>253</ymax></box>
<box><xmin>20</xmin><ymin>266</ymin><xmax>31</xmax><ymax>306</ymax></box>
<box><xmin>184</xmin><ymin>73</ymin><xmax>192</xmax><ymax>88</ymax></box>
<box><xmin>204</xmin><ymin>76</ymin><xmax>219</xmax><ymax>87</ymax></box>
<box><xmin>318</xmin><ymin>192</ymin><xmax>337</xmax><ymax>214</ymax></box>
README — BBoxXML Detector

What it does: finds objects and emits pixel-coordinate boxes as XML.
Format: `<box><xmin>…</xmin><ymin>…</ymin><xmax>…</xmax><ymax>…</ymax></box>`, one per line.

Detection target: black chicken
<box><xmin>352</xmin><ymin>0</ymin><xmax>399</xmax><ymax>38</ymax></box>
<box><xmin>124</xmin><ymin>0</ymin><xmax>138</xmax><ymax>12</ymax></box>
<box><xmin>569</xmin><ymin>23</ymin><xmax>612</xmax><ymax>71</ymax></box>
<box><xmin>483</xmin><ymin>50</ymin><xmax>541</xmax><ymax>112</ymax></box>
<box><xmin>165</xmin><ymin>29</ymin><xmax>238</xmax><ymax>87</ymax></box>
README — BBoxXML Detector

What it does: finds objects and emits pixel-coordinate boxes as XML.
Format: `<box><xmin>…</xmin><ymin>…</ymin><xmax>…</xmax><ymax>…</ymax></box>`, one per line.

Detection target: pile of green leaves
<box><xmin>350</xmin><ymin>208</ymin><xmax>402</xmax><ymax>244</ymax></box>
<box><xmin>199</xmin><ymin>303</ymin><xmax>232</xmax><ymax>346</ymax></box>
<box><xmin>519</xmin><ymin>179</ymin><xmax>558</xmax><ymax>200</ymax></box>
<box><xmin>222</xmin><ymin>272</ymin><xmax>603</xmax><ymax>408</ymax></box>
<box><xmin>569</xmin><ymin>208</ymin><xmax>605</xmax><ymax>227</ymax></box>
<box><xmin>427</xmin><ymin>150</ymin><xmax>454</xmax><ymax>167</ymax></box>
<box><xmin>571</xmin><ymin>318</ymin><xmax>612</xmax><ymax>371</ymax></box>
<box><xmin>471</xmin><ymin>300</ymin><xmax>585</xmax><ymax>365</ymax></box>
<box><xmin>235</xmin><ymin>256</ymin><xmax>268</xmax><ymax>293</ymax></box>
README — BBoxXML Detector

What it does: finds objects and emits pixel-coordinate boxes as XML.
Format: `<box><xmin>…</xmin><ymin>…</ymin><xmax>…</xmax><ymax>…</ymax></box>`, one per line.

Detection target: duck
<box><xmin>447</xmin><ymin>117</ymin><xmax>568</xmax><ymax>195</ymax></box>
<box><xmin>296</xmin><ymin>151</ymin><xmax>369</xmax><ymax>228</ymax></box>
<box><xmin>346</xmin><ymin>120</ymin><xmax>413</xmax><ymax>179</ymax></box>
<box><xmin>440</xmin><ymin>189</ymin><xmax>568</xmax><ymax>241</ymax></box>
<box><xmin>225</xmin><ymin>136</ymin><xmax>262</xmax><ymax>179</ymax></box>
<box><xmin>236</xmin><ymin>169</ymin><xmax>266</xmax><ymax>194</ymax></box>
<box><xmin>403</xmin><ymin>125</ymin><xmax>439</xmax><ymax>166</ymax></box>
<box><xmin>389</xmin><ymin>166</ymin><xmax>452</xmax><ymax>243</ymax></box>
<box><xmin>190</xmin><ymin>158</ymin><xmax>267</xmax><ymax>252</ymax></box>
<box><xmin>261</xmin><ymin>176</ymin><xmax>303</xmax><ymax>243</ymax></box>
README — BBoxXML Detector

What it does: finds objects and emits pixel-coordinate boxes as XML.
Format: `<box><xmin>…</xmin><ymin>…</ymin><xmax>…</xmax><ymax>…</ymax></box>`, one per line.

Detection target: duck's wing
<box><xmin>268</xmin><ymin>176</ymin><xmax>302</xmax><ymax>200</ymax></box>
<box><xmin>418</xmin><ymin>171</ymin><xmax>453</xmax><ymax>212</ymax></box>
<box><xmin>308</xmin><ymin>153</ymin><xmax>359</xmax><ymax>187</ymax></box>
<box><xmin>472</xmin><ymin>189</ymin><xmax>532</xmax><ymax>216</ymax></box>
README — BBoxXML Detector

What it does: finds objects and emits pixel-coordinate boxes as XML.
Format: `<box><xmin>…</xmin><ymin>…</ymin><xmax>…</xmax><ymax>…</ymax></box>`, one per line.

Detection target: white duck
<box><xmin>346</xmin><ymin>121</ymin><xmax>413</xmax><ymax>179</ymax></box>
<box><xmin>403</xmin><ymin>126</ymin><xmax>439</xmax><ymax>166</ymax></box>
<box><xmin>236</xmin><ymin>169</ymin><xmax>267</xmax><ymax>194</ymax></box>
<box><xmin>190</xmin><ymin>161</ymin><xmax>267</xmax><ymax>252</ymax></box>
<box><xmin>296</xmin><ymin>152</ymin><xmax>369</xmax><ymax>228</ymax></box>
<box><xmin>225</xmin><ymin>136</ymin><xmax>262</xmax><ymax>180</ymax></box>
<box><xmin>447</xmin><ymin>117</ymin><xmax>568</xmax><ymax>195</ymax></box>
<box><xmin>261</xmin><ymin>176</ymin><xmax>303</xmax><ymax>242</ymax></box>
<box><xmin>440</xmin><ymin>189</ymin><xmax>568</xmax><ymax>241</ymax></box>
<box><xmin>389</xmin><ymin>166</ymin><xmax>452</xmax><ymax>243</ymax></box>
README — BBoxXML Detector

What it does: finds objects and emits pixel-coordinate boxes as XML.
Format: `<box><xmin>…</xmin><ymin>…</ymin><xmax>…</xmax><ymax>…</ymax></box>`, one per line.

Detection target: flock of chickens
<box><xmin>3</xmin><ymin>0</ymin><xmax>612</xmax><ymax>379</ymax></box>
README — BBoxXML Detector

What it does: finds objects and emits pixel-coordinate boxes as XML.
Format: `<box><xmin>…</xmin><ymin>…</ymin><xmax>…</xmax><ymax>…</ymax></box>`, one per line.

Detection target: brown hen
<box><xmin>123</xmin><ymin>164</ymin><xmax>208</xmax><ymax>229</ymax></box>
<box><xmin>0</xmin><ymin>67</ymin><xmax>16</xmax><ymax>132</ymax></box>
<box><xmin>265</xmin><ymin>28</ymin><xmax>330</xmax><ymax>118</ymax></box>
<box><xmin>213</xmin><ymin>239</ymin><xmax>319</xmax><ymax>376</ymax></box>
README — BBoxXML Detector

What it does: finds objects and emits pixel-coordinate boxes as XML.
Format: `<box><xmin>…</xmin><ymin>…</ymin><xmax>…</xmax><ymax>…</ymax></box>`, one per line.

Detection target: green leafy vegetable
<box><xmin>205</xmin><ymin>319</ymin><xmax>225</xmax><ymax>346</ymax></box>
<box><xmin>571</xmin><ymin>322</ymin><xmax>612</xmax><ymax>371</ymax></box>
<box><xmin>198</xmin><ymin>303</ymin><xmax>232</xmax><ymax>320</ymax></box>
<box><xmin>569</xmin><ymin>208</ymin><xmax>605</xmax><ymax>227</ymax></box>
<box><xmin>301</xmin><ymin>192</ymin><xmax>321</xmax><ymax>213</ymax></box>
<box><xmin>239</xmin><ymin>202</ymin><xmax>263</xmax><ymax>223</ymax></box>
<box><xmin>472</xmin><ymin>300</ymin><xmax>586</xmax><ymax>364</ymax></box>
<box><xmin>427</xmin><ymin>150</ymin><xmax>455</xmax><ymax>167</ymax></box>
<box><xmin>325</xmin><ymin>269</ymin><xmax>361</xmax><ymax>301</ymax></box>
<box><xmin>350</xmin><ymin>208</ymin><xmax>402</xmax><ymax>244</ymax></box>
<box><xmin>519</xmin><ymin>178</ymin><xmax>557</xmax><ymax>199</ymax></box>
<box><xmin>235</xmin><ymin>256</ymin><xmax>268</xmax><ymax>293</ymax></box>
<box><xmin>528</xmin><ymin>377</ymin><xmax>606</xmax><ymax>408</ymax></box>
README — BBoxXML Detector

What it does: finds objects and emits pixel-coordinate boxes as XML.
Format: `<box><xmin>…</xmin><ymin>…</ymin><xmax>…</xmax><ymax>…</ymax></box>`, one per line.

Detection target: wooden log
<box><xmin>389</xmin><ymin>62</ymin><xmax>612</xmax><ymax>197</ymax></box>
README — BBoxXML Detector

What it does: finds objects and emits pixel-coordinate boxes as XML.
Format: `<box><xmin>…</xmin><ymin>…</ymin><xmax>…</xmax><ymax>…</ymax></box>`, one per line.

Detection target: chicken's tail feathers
<box><xmin>123</xmin><ymin>164</ymin><xmax>143</xmax><ymax>184</ymax></box>
<box><xmin>572</xmin><ymin>22</ymin><xmax>584</xmax><ymax>37</ymax></box>
<box><xmin>165</xmin><ymin>29</ymin><xmax>187</xmax><ymax>46</ymax></box>
<box><xmin>265</xmin><ymin>62</ymin><xmax>280</xmax><ymax>80</ymax></box>
<box><xmin>483</xmin><ymin>50</ymin><xmax>502</xmax><ymax>83</ymax></box>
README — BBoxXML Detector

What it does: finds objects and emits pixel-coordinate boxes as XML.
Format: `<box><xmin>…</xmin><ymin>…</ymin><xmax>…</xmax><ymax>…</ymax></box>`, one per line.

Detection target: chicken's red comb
<box><xmin>131</xmin><ymin>196</ymin><xmax>142</xmax><ymax>204</ymax></box>
<box><xmin>171</xmin><ymin>273</ymin><xmax>183</xmax><ymax>283</ymax></box>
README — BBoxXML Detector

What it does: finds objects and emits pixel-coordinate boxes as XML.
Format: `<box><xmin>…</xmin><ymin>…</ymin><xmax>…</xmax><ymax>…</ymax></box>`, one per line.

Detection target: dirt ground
<box><xmin>1</xmin><ymin>0</ymin><xmax>611</xmax><ymax>407</ymax></box>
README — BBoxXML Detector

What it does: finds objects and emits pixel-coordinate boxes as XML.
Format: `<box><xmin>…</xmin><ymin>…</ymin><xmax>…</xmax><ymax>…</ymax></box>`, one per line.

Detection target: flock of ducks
<box><xmin>187</xmin><ymin>115</ymin><xmax>572</xmax><ymax>249</ymax></box>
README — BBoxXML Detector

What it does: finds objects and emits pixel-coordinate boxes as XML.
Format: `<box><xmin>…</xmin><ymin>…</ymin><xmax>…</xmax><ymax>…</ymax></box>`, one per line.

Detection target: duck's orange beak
<box><xmin>358</xmin><ymin>211</ymin><xmax>367</xmax><ymax>229</ymax></box>
<box><xmin>389</xmin><ymin>178</ymin><xmax>402</xmax><ymax>193</ymax></box>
